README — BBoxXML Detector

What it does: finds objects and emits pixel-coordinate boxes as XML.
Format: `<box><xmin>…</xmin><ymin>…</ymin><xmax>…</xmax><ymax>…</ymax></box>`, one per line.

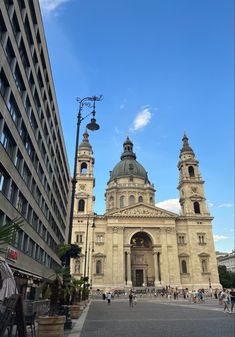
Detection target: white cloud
<box><xmin>218</xmin><ymin>203</ymin><xmax>234</xmax><ymax>208</ymax></box>
<box><xmin>213</xmin><ymin>235</ymin><xmax>229</xmax><ymax>242</ymax></box>
<box><xmin>39</xmin><ymin>0</ymin><xmax>71</xmax><ymax>13</ymax></box>
<box><xmin>155</xmin><ymin>198</ymin><xmax>181</xmax><ymax>214</ymax></box>
<box><xmin>130</xmin><ymin>107</ymin><xmax>152</xmax><ymax>131</ymax></box>
<box><xmin>208</xmin><ymin>202</ymin><xmax>213</xmax><ymax>207</ymax></box>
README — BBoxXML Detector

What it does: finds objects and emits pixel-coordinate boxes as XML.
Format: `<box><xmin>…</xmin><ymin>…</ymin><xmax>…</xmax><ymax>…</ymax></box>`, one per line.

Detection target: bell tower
<box><xmin>177</xmin><ymin>132</ymin><xmax>210</xmax><ymax>216</ymax></box>
<box><xmin>75</xmin><ymin>130</ymin><xmax>95</xmax><ymax>215</ymax></box>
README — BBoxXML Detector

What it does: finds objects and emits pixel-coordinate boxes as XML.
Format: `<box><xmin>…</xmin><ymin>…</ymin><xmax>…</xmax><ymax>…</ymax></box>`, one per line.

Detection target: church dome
<box><xmin>109</xmin><ymin>137</ymin><xmax>148</xmax><ymax>181</ymax></box>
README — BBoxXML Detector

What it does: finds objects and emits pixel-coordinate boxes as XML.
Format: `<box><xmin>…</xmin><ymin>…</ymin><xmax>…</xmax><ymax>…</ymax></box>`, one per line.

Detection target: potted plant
<box><xmin>38</xmin><ymin>274</ymin><xmax>66</xmax><ymax>337</ymax></box>
<box><xmin>69</xmin><ymin>278</ymin><xmax>83</xmax><ymax>319</ymax></box>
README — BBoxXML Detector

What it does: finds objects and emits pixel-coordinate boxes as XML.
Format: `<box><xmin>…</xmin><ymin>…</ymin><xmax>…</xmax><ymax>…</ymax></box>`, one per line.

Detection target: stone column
<box><xmin>126</xmin><ymin>251</ymin><xmax>132</xmax><ymax>287</ymax></box>
<box><xmin>153</xmin><ymin>248</ymin><xmax>160</xmax><ymax>287</ymax></box>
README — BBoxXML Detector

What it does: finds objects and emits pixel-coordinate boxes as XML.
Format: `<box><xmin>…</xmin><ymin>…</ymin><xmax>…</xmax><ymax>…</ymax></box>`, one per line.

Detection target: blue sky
<box><xmin>39</xmin><ymin>0</ymin><xmax>234</xmax><ymax>253</ymax></box>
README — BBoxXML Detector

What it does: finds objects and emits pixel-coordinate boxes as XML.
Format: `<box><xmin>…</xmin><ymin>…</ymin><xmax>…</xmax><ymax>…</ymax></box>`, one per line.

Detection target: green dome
<box><xmin>109</xmin><ymin>137</ymin><xmax>148</xmax><ymax>181</ymax></box>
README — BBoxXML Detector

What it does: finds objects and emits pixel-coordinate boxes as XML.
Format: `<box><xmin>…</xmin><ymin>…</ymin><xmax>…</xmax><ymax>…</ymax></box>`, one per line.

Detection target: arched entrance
<box><xmin>130</xmin><ymin>232</ymin><xmax>154</xmax><ymax>287</ymax></box>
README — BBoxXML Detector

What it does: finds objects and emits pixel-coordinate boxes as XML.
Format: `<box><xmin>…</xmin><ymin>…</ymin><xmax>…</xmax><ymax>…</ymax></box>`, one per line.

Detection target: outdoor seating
<box><xmin>24</xmin><ymin>312</ymin><xmax>36</xmax><ymax>337</ymax></box>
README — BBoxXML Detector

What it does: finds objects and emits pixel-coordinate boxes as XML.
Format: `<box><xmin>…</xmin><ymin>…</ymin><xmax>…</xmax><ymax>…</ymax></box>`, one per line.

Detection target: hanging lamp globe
<box><xmin>86</xmin><ymin>117</ymin><xmax>100</xmax><ymax>131</ymax></box>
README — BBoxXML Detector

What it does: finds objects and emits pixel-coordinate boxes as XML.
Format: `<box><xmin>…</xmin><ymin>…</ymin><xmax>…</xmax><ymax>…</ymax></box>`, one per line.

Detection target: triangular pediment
<box><xmin>106</xmin><ymin>203</ymin><xmax>177</xmax><ymax>218</ymax></box>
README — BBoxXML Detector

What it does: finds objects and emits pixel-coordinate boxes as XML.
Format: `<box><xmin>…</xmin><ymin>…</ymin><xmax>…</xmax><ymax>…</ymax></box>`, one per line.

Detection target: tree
<box><xmin>218</xmin><ymin>265</ymin><xmax>235</xmax><ymax>288</ymax></box>
<box><xmin>58</xmin><ymin>243</ymin><xmax>81</xmax><ymax>265</ymax></box>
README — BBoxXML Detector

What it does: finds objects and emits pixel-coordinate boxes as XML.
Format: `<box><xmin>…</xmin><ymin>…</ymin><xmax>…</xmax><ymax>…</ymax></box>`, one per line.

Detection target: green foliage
<box><xmin>0</xmin><ymin>217</ymin><xmax>24</xmax><ymax>254</ymax></box>
<box><xmin>218</xmin><ymin>265</ymin><xmax>235</xmax><ymax>288</ymax></box>
<box><xmin>70</xmin><ymin>278</ymin><xmax>83</xmax><ymax>304</ymax></box>
<box><xmin>58</xmin><ymin>244</ymin><xmax>81</xmax><ymax>262</ymax></box>
<box><xmin>49</xmin><ymin>276</ymin><xmax>62</xmax><ymax>315</ymax></box>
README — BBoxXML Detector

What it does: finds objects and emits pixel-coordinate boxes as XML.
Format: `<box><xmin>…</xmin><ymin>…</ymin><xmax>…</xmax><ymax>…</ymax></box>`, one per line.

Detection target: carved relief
<box><xmin>79</xmin><ymin>184</ymin><xmax>86</xmax><ymax>191</ymax></box>
<box><xmin>191</xmin><ymin>187</ymin><xmax>197</xmax><ymax>194</ymax></box>
<box><xmin>110</xmin><ymin>206</ymin><xmax>174</xmax><ymax>218</ymax></box>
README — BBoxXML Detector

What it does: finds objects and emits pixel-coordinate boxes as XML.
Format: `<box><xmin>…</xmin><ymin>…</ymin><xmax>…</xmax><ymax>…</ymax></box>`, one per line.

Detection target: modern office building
<box><xmin>0</xmin><ymin>0</ymin><xmax>70</xmax><ymax>295</ymax></box>
<box><xmin>71</xmin><ymin>132</ymin><xmax>221</xmax><ymax>291</ymax></box>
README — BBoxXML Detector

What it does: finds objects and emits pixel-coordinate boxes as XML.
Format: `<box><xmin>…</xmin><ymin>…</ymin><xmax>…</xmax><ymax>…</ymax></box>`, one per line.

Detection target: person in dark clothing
<box><xmin>129</xmin><ymin>293</ymin><xmax>133</xmax><ymax>307</ymax></box>
<box><xmin>230</xmin><ymin>288</ymin><xmax>235</xmax><ymax>312</ymax></box>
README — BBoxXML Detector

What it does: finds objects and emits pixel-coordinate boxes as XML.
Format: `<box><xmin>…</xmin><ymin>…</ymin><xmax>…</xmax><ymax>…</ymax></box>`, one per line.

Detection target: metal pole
<box><xmin>66</xmin><ymin>106</ymin><xmax>82</xmax><ymax>269</ymax></box>
<box><xmin>66</xmin><ymin>95</ymin><xmax>102</xmax><ymax>269</ymax></box>
<box><xmin>87</xmin><ymin>244</ymin><xmax>91</xmax><ymax>281</ymax></box>
<box><xmin>82</xmin><ymin>215</ymin><xmax>89</xmax><ymax>300</ymax></box>
<box><xmin>90</xmin><ymin>219</ymin><xmax>95</xmax><ymax>290</ymax></box>
<box><xmin>83</xmin><ymin>216</ymin><xmax>89</xmax><ymax>279</ymax></box>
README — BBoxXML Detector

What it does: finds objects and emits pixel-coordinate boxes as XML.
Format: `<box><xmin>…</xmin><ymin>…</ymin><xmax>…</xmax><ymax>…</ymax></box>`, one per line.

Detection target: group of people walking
<box><xmin>101</xmin><ymin>287</ymin><xmax>235</xmax><ymax>314</ymax></box>
<box><xmin>102</xmin><ymin>290</ymin><xmax>138</xmax><ymax>307</ymax></box>
<box><xmin>219</xmin><ymin>288</ymin><xmax>235</xmax><ymax>313</ymax></box>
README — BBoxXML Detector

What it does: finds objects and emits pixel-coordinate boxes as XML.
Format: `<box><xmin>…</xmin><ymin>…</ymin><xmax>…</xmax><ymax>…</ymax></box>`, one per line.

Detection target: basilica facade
<box><xmin>71</xmin><ymin>132</ymin><xmax>220</xmax><ymax>291</ymax></box>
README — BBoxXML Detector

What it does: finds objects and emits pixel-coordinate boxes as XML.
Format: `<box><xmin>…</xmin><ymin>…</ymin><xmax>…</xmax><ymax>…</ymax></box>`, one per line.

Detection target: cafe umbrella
<box><xmin>0</xmin><ymin>256</ymin><xmax>17</xmax><ymax>301</ymax></box>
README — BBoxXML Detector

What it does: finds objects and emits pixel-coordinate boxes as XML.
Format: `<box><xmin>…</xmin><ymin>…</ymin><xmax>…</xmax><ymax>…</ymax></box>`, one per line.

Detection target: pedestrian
<box><xmin>220</xmin><ymin>289</ymin><xmax>230</xmax><ymax>313</ymax></box>
<box><xmin>230</xmin><ymin>288</ymin><xmax>235</xmax><ymax>313</ymax></box>
<box><xmin>133</xmin><ymin>293</ymin><xmax>137</xmax><ymax>305</ymax></box>
<box><xmin>107</xmin><ymin>292</ymin><xmax>112</xmax><ymax>305</ymax></box>
<box><xmin>129</xmin><ymin>292</ymin><xmax>133</xmax><ymax>307</ymax></box>
<box><xmin>102</xmin><ymin>293</ymin><xmax>106</xmax><ymax>301</ymax></box>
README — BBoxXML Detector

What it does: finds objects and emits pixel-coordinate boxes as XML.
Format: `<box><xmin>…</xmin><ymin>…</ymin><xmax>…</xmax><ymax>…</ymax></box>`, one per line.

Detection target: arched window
<box><xmin>96</xmin><ymin>260</ymin><xmax>102</xmax><ymax>274</ymax></box>
<box><xmin>181</xmin><ymin>260</ymin><xmax>187</xmax><ymax>273</ymax></box>
<box><xmin>78</xmin><ymin>199</ymin><xmax>85</xmax><ymax>212</ymax></box>
<box><xmin>188</xmin><ymin>166</ymin><xmax>195</xmax><ymax>177</ymax></box>
<box><xmin>138</xmin><ymin>196</ymin><xmax>143</xmax><ymax>203</ymax></box>
<box><xmin>129</xmin><ymin>195</ymin><xmax>135</xmax><ymax>205</ymax></box>
<box><xmin>201</xmin><ymin>259</ymin><xmax>207</xmax><ymax>272</ymax></box>
<box><xmin>150</xmin><ymin>196</ymin><xmax>153</xmax><ymax>204</ymax></box>
<box><xmin>81</xmin><ymin>162</ymin><xmax>87</xmax><ymax>175</ymax></box>
<box><xmin>120</xmin><ymin>195</ymin><xmax>125</xmax><ymax>208</ymax></box>
<box><xmin>194</xmin><ymin>201</ymin><xmax>200</xmax><ymax>214</ymax></box>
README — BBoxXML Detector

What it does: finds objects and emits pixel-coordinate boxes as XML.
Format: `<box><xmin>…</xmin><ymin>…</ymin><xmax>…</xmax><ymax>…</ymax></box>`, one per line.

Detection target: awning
<box><xmin>8</xmin><ymin>266</ymin><xmax>42</xmax><ymax>280</ymax></box>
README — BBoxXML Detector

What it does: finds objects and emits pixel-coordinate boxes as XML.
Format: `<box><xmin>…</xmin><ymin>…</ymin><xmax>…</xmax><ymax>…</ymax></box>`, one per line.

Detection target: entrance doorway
<box><xmin>135</xmin><ymin>269</ymin><xmax>144</xmax><ymax>286</ymax></box>
<box><xmin>130</xmin><ymin>232</ymin><xmax>154</xmax><ymax>287</ymax></box>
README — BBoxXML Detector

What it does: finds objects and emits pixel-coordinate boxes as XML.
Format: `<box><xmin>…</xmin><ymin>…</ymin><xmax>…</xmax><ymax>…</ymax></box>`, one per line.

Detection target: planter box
<box><xmin>38</xmin><ymin>315</ymin><xmax>66</xmax><ymax>337</ymax></box>
<box><xmin>70</xmin><ymin>305</ymin><xmax>80</xmax><ymax>319</ymax></box>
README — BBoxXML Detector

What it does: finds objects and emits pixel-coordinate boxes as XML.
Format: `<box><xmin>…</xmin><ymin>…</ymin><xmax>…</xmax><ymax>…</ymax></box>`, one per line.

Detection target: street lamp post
<box><xmin>66</xmin><ymin>95</ymin><xmax>102</xmax><ymax>269</ymax></box>
<box><xmin>90</xmin><ymin>218</ymin><xmax>96</xmax><ymax>290</ymax></box>
<box><xmin>83</xmin><ymin>215</ymin><xmax>96</xmax><ymax>299</ymax></box>
<box><xmin>83</xmin><ymin>216</ymin><xmax>90</xmax><ymax>281</ymax></box>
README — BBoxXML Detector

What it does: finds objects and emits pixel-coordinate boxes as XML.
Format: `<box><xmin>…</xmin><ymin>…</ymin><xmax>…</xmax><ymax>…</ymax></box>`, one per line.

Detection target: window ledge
<box><xmin>199</xmin><ymin>243</ymin><xmax>207</xmax><ymax>245</ymax></box>
<box><xmin>94</xmin><ymin>273</ymin><xmax>104</xmax><ymax>276</ymax></box>
<box><xmin>96</xmin><ymin>242</ymin><xmax>104</xmax><ymax>245</ymax></box>
<box><xmin>201</xmin><ymin>272</ymin><xmax>211</xmax><ymax>275</ymax></box>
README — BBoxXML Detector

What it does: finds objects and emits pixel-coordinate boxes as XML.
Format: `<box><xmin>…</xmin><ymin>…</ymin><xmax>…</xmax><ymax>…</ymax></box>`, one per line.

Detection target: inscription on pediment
<box><xmin>110</xmin><ymin>206</ymin><xmax>174</xmax><ymax>218</ymax></box>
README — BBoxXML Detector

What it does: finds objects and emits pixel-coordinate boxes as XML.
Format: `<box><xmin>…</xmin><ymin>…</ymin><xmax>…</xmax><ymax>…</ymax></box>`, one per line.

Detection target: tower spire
<box><xmin>181</xmin><ymin>131</ymin><xmax>194</xmax><ymax>155</ymax></box>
